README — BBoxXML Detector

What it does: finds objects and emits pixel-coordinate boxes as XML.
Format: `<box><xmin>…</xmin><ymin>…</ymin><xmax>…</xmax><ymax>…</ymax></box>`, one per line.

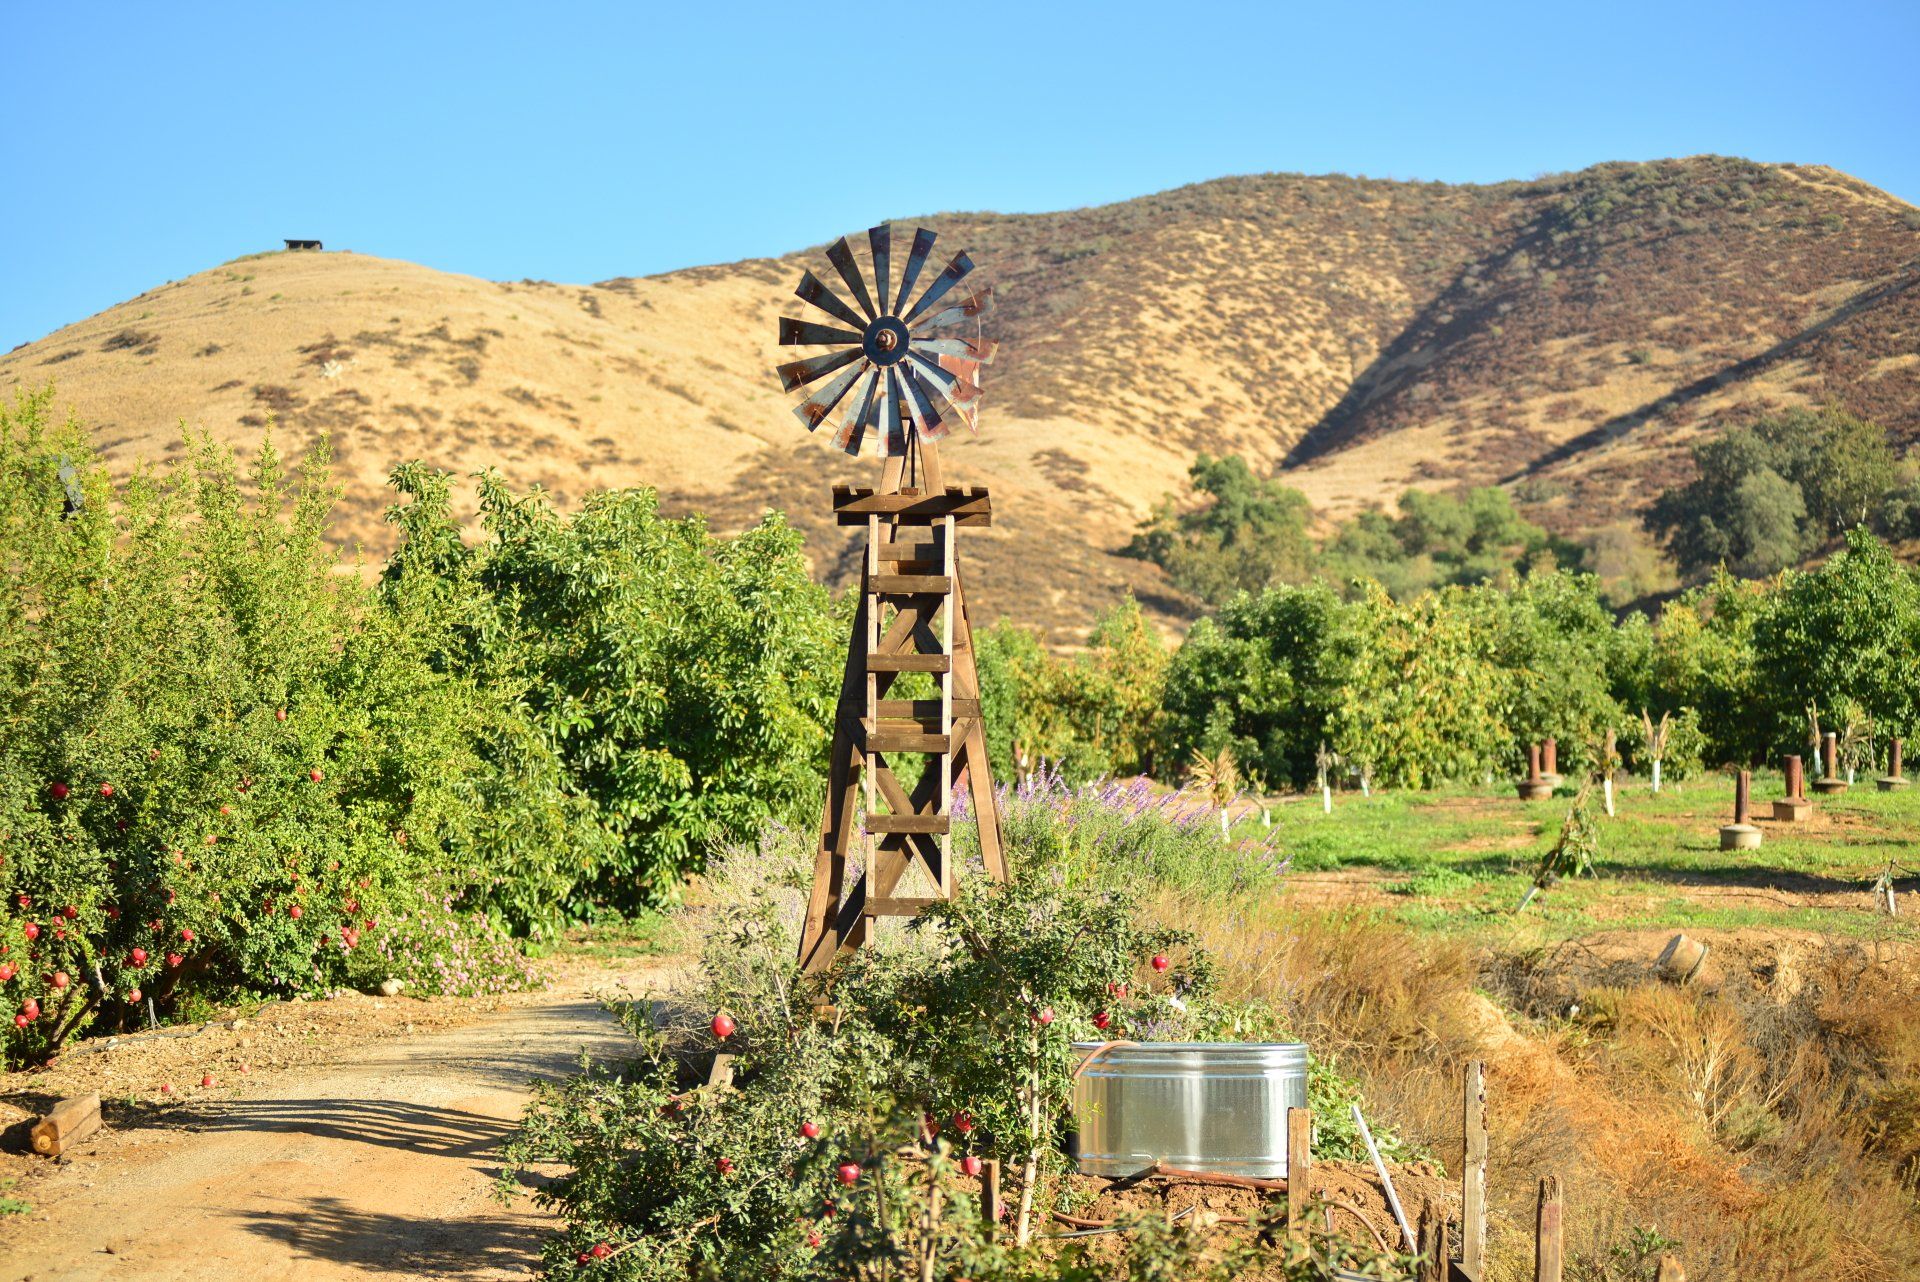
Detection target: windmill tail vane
<box><xmin>776</xmin><ymin>224</ymin><xmax>996</xmax><ymax>457</ymax></box>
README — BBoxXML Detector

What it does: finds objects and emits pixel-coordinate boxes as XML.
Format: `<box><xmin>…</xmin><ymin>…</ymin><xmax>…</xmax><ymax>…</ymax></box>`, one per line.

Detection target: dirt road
<box><xmin>0</xmin><ymin>960</ymin><xmax>674</xmax><ymax>1280</ymax></box>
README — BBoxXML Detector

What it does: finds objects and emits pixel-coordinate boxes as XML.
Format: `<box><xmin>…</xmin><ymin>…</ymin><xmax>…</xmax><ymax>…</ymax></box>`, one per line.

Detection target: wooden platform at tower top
<box><xmin>797</xmin><ymin>438</ymin><xmax>1009</xmax><ymax>973</ymax></box>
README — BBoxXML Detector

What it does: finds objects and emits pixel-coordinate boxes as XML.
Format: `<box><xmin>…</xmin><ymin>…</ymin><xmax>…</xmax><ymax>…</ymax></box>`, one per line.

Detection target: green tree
<box><xmin>1328</xmin><ymin>584</ymin><xmax>1510</xmax><ymax>787</ymax></box>
<box><xmin>1053</xmin><ymin>596</ymin><xmax>1169</xmax><ymax>778</ymax></box>
<box><xmin>1647</xmin><ymin>570</ymin><xmax>1772</xmax><ymax>764</ymax></box>
<box><xmin>1802</xmin><ymin>406</ymin><xmax>1899</xmax><ymax>534</ymax></box>
<box><xmin>1322</xmin><ymin>486</ymin><xmax>1572</xmax><ymax>598</ymax></box>
<box><xmin>1728</xmin><ymin>466</ymin><xmax>1808</xmax><ymax>576</ymax></box>
<box><xmin>972</xmin><ymin>600</ymin><xmax>1169</xmax><ymax>782</ymax></box>
<box><xmin>1486</xmin><ymin>571</ymin><xmax>1625</xmax><ymax>773</ymax></box>
<box><xmin>1156</xmin><ymin>583</ymin><xmax>1349</xmax><ymax>789</ymax></box>
<box><xmin>1123</xmin><ymin>454</ymin><xmax>1316</xmax><ymax>605</ymax></box>
<box><xmin>974</xmin><ymin>619</ymin><xmax>1050</xmax><ymax>784</ymax></box>
<box><xmin>1645</xmin><ymin>406</ymin><xmax>1903</xmax><ymax>578</ymax></box>
<box><xmin>0</xmin><ymin>390</ymin><xmax>543</xmax><ymax>1061</ymax></box>
<box><xmin>383</xmin><ymin>467</ymin><xmax>842</xmax><ymax>911</ymax></box>
<box><xmin>1752</xmin><ymin>529</ymin><xmax>1920</xmax><ymax>749</ymax></box>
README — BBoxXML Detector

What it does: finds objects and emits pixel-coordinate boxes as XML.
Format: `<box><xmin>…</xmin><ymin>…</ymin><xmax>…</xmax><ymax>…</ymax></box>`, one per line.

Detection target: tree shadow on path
<box><xmin>226</xmin><ymin>1194</ymin><xmax>543</xmax><ymax>1275</ymax></box>
<box><xmin>171</xmin><ymin>1096</ymin><xmax>518</xmax><ymax>1162</ymax></box>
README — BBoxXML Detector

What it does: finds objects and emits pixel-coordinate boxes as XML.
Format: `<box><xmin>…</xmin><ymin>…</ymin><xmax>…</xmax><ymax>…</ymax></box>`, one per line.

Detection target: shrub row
<box><xmin>985</xmin><ymin>530</ymin><xmax>1920</xmax><ymax>790</ymax></box>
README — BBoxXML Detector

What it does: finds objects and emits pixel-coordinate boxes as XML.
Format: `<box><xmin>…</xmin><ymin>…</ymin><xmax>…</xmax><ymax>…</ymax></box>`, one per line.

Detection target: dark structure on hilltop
<box><xmin>284</xmin><ymin>239</ymin><xmax>322</xmax><ymax>251</ymax></box>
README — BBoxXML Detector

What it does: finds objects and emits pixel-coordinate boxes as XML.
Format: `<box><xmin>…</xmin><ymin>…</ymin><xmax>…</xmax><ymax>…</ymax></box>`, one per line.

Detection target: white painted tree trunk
<box><xmin>1219</xmin><ymin>809</ymin><xmax>1230</xmax><ymax>840</ymax></box>
<box><xmin>1652</xmin><ymin>759</ymin><xmax>1662</xmax><ymax>793</ymax></box>
<box><xmin>1321</xmin><ymin>784</ymin><xmax>1332</xmax><ymax>814</ymax></box>
<box><xmin>1261</xmin><ymin>807</ymin><xmax>1271</xmax><ymax>828</ymax></box>
<box><xmin>1361</xmin><ymin>776</ymin><xmax>1371</xmax><ymax>797</ymax></box>
<box><xmin>1848</xmin><ymin>766</ymin><xmax>1856</xmax><ymax>785</ymax></box>
<box><xmin>1603</xmin><ymin>777</ymin><xmax>1614</xmax><ymax>817</ymax></box>
<box><xmin>1813</xmin><ymin>747</ymin><xmax>1822</xmax><ymax>776</ymax></box>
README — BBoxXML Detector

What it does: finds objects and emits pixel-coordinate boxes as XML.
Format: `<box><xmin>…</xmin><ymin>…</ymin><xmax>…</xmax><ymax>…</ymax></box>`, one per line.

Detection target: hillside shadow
<box><xmin>226</xmin><ymin>1194</ymin><xmax>539</xmax><ymax>1275</ymax></box>
<box><xmin>1283</xmin><ymin>211</ymin><xmax>1564</xmax><ymax>468</ymax></box>
<box><xmin>1498</xmin><ymin>267</ymin><xmax>1920</xmax><ymax>482</ymax></box>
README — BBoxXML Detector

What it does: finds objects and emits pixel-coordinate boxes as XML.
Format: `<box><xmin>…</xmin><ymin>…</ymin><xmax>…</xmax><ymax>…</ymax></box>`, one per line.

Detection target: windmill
<box><xmin>776</xmin><ymin>225</ymin><xmax>1010</xmax><ymax>973</ymax></box>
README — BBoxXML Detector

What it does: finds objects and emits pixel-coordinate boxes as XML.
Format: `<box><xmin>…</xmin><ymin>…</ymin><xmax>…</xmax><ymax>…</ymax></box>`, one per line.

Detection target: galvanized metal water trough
<box><xmin>1071</xmin><ymin>1041</ymin><xmax>1310</xmax><ymax>1179</ymax></box>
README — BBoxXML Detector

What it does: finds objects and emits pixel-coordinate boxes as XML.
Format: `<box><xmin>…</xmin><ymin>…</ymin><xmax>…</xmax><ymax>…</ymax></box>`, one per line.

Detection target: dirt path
<box><xmin>0</xmin><ymin>959</ymin><xmax>680</xmax><ymax>1280</ymax></box>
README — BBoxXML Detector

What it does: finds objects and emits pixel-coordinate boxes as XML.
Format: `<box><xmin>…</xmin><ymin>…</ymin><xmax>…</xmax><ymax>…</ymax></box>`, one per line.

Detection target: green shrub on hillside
<box><xmin>1126</xmin><ymin>452</ymin><xmax>1576</xmax><ymax>607</ymax></box>
<box><xmin>1121</xmin><ymin>454</ymin><xmax>1317</xmax><ymax>605</ymax></box>
<box><xmin>1645</xmin><ymin>406</ymin><xmax>1910</xmax><ymax>577</ymax></box>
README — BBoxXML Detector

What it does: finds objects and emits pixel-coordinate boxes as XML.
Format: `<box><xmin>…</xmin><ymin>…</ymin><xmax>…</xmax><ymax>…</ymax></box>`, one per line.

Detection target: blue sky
<box><xmin>3</xmin><ymin>1</ymin><xmax>1916</xmax><ymax>351</ymax></box>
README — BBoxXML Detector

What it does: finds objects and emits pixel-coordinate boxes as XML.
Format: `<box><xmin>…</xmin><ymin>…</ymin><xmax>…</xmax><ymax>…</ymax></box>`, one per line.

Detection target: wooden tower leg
<box><xmin>949</xmin><ymin>553</ymin><xmax>1007</xmax><ymax>881</ymax></box>
<box><xmin>799</xmin><ymin>580</ymin><xmax>869</xmax><ymax>972</ymax></box>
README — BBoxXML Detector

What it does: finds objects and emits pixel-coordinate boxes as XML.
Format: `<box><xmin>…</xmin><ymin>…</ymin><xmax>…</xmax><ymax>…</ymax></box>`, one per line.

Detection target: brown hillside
<box><xmin>6</xmin><ymin>156</ymin><xmax>1917</xmax><ymax>637</ymax></box>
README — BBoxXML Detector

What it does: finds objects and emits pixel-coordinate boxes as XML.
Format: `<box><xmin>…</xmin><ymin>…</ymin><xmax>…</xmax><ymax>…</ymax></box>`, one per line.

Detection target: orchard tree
<box><xmin>0</xmin><ymin>391</ymin><xmax>519</xmax><ymax>1060</ymax></box>
<box><xmin>385</xmin><ymin>467</ymin><xmax>842</xmax><ymax>911</ymax></box>
<box><xmin>1156</xmin><ymin>582</ymin><xmax>1348</xmax><ymax>789</ymax></box>
<box><xmin>1328</xmin><ymin>583</ymin><xmax>1509</xmax><ymax>787</ymax></box>
<box><xmin>1753</xmin><ymin>529</ymin><xmax>1920</xmax><ymax>750</ymax></box>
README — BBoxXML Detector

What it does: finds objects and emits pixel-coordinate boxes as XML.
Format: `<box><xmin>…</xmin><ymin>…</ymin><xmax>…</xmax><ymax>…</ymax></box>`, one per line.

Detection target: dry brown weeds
<box><xmin>1168</xmin><ymin>890</ymin><xmax>1920</xmax><ymax>1280</ymax></box>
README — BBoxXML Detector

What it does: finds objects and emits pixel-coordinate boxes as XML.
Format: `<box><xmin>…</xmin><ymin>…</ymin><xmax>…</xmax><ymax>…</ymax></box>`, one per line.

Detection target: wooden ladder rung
<box><xmin>871</xmin><ymin>573</ymin><xmax>951</xmax><ymax>596</ymax></box>
<box><xmin>867</xmin><ymin>654</ymin><xmax>952</xmax><ymax>673</ymax></box>
<box><xmin>865</xmin><ymin>813</ymin><xmax>951</xmax><ymax>835</ymax></box>
<box><xmin>876</xmin><ymin>697</ymin><xmax>979</xmax><ymax>718</ymax></box>
<box><xmin>865</xmin><ymin>896</ymin><xmax>942</xmax><ymax>918</ymax></box>
<box><xmin>868</xmin><ymin>731</ymin><xmax>952</xmax><ymax>753</ymax></box>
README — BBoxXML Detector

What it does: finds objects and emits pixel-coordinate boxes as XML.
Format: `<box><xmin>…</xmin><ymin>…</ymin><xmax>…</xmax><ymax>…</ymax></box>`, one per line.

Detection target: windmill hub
<box><xmin>864</xmin><ymin>316</ymin><xmax>911</xmax><ymax>365</ymax></box>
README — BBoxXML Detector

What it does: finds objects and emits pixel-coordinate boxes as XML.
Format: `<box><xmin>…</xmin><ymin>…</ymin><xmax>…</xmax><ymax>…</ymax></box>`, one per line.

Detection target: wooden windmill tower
<box><xmin>774</xmin><ymin>225</ymin><xmax>1010</xmax><ymax>973</ymax></box>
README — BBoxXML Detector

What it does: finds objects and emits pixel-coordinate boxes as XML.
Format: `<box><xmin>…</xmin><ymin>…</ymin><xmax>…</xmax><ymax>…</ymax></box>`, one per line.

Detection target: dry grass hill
<box><xmin>5</xmin><ymin>156</ymin><xmax>1917</xmax><ymax>637</ymax></box>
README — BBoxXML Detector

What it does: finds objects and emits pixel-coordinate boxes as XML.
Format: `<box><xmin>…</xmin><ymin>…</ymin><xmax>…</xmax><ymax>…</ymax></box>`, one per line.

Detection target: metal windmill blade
<box><xmin>775</xmin><ymin>224</ymin><xmax>993</xmax><ymax>457</ymax></box>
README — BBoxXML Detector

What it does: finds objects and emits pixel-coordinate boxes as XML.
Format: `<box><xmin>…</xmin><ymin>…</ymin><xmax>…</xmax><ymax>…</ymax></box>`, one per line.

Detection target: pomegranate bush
<box><xmin>506</xmin><ymin>866</ymin><xmax>1406</xmax><ymax>1280</ymax></box>
<box><xmin>0</xmin><ymin>395</ymin><xmax>547</xmax><ymax>1059</ymax></box>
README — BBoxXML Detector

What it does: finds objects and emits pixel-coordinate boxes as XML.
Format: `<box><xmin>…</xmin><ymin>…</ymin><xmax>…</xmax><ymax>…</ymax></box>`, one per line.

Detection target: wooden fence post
<box><xmin>1286</xmin><ymin>1105</ymin><xmax>1312</xmax><ymax>1239</ymax></box>
<box><xmin>979</xmin><ymin>1158</ymin><xmax>1002</xmax><ymax>1229</ymax></box>
<box><xmin>1461</xmin><ymin>1060</ymin><xmax>1486</xmax><ymax>1280</ymax></box>
<box><xmin>1417</xmin><ymin>1196</ymin><xmax>1448</xmax><ymax>1282</ymax></box>
<box><xmin>1534</xmin><ymin>1174</ymin><xmax>1563</xmax><ymax>1282</ymax></box>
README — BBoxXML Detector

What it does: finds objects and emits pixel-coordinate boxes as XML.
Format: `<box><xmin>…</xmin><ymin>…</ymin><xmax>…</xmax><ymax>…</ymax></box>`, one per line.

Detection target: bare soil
<box><xmin>0</xmin><ymin>955</ymin><xmax>686</xmax><ymax>1280</ymax></box>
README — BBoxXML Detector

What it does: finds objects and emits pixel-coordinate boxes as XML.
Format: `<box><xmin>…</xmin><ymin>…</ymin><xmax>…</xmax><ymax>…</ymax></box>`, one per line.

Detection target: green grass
<box><xmin>538</xmin><ymin>912</ymin><xmax>674</xmax><ymax>961</ymax></box>
<box><xmin>1233</xmin><ymin>770</ymin><xmax>1920</xmax><ymax>942</ymax></box>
